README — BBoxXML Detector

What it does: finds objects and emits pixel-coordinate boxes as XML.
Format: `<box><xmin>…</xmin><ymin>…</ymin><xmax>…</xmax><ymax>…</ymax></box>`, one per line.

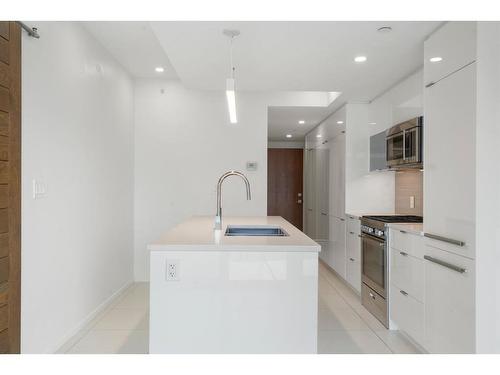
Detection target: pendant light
<box><xmin>223</xmin><ymin>29</ymin><xmax>240</xmax><ymax>124</ymax></box>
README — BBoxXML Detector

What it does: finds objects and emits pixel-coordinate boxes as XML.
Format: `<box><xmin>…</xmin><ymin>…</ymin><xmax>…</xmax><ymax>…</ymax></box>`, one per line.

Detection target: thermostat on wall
<box><xmin>246</xmin><ymin>161</ymin><xmax>258</xmax><ymax>171</ymax></box>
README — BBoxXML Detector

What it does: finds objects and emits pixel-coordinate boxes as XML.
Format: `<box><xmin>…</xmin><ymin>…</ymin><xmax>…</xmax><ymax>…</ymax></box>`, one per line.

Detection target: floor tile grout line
<box><xmin>319</xmin><ymin>265</ymin><xmax>395</xmax><ymax>354</ymax></box>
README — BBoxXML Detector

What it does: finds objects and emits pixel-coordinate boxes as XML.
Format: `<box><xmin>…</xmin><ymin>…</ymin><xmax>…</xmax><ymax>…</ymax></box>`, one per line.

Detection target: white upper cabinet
<box><xmin>423</xmin><ymin>62</ymin><xmax>476</xmax><ymax>258</ymax></box>
<box><xmin>424</xmin><ymin>22</ymin><xmax>476</xmax><ymax>86</ymax></box>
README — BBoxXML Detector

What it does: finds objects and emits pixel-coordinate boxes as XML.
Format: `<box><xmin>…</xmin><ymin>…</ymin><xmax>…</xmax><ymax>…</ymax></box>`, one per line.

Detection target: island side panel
<box><xmin>149</xmin><ymin>250</ymin><xmax>318</xmax><ymax>353</ymax></box>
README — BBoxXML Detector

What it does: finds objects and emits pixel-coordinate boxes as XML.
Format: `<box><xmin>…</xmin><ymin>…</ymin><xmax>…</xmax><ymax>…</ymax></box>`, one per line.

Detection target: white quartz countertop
<box><xmin>387</xmin><ymin>222</ymin><xmax>424</xmax><ymax>236</ymax></box>
<box><xmin>148</xmin><ymin>216</ymin><xmax>321</xmax><ymax>252</ymax></box>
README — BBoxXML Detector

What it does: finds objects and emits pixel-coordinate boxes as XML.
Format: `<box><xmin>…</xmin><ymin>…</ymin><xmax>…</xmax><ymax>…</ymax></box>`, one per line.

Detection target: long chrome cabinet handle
<box><xmin>424</xmin><ymin>232</ymin><xmax>465</xmax><ymax>247</ymax></box>
<box><xmin>424</xmin><ymin>255</ymin><xmax>467</xmax><ymax>274</ymax></box>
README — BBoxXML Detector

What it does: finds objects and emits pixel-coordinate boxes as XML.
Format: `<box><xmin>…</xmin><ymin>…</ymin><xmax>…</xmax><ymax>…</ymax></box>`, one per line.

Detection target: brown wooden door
<box><xmin>267</xmin><ymin>148</ymin><xmax>303</xmax><ymax>230</ymax></box>
<box><xmin>0</xmin><ymin>21</ymin><xmax>21</xmax><ymax>354</ymax></box>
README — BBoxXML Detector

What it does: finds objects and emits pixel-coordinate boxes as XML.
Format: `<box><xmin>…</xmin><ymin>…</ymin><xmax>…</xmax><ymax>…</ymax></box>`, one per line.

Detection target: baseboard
<box><xmin>52</xmin><ymin>280</ymin><xmax>134</xmax><ymax>354</ymax></box>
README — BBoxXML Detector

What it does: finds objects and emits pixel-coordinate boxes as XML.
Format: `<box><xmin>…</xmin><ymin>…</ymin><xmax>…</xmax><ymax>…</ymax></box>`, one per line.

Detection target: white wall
<box><xmin>134</xmin><ymin>80</ymin><xmax>269</xmax><ymax>281</ymax></box>
<box><xmin>22</xmin><ymin>22</ymin><xmax>135</xmax><ymax>353</ymax></box>
<box><xmin>475</xmin><ymin>21</ymin><xmax>500</xmax><ymax>353</ymax></box>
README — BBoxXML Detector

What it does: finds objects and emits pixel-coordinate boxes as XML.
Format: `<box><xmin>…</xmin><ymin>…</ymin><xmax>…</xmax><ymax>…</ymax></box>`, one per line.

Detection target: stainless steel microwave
<box><xmin>386</xmin><ymin>116</ymin><xmax>423</xmax><ymax>168</ymax></box>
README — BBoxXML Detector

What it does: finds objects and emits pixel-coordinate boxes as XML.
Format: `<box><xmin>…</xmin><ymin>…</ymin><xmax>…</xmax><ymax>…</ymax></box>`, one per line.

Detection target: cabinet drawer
<box><xmin>346</xmin><ymin>231</ymin><xmax>361</xmax><ymax>261</ymax></box>
<box><xmin>390</xmin><ymin>284</ymin><xmax>425</xmax><ymax>346</ymax></box>
<box><xmin>424</xmin><ymin>22</ymin><xmax>476</xmax><ymax>86</ymax></box>
<box><xmin>346</xmin><ymin>216</ymin><xmax>360</xmax><ymax>235</ymax></box>
<box><xmin>390</xmin><ymin>229</ymin><xmax>424</xmax><ymax>259</ymax></box>
<box><xmin>346</xmin><ymin>258</ymin><xmax>361</xmax><ymax>293</ymax></box>
<box><xmin>423</xmin><ymin>245</ymin><xmax>475</xmax><ymax>353</ymax></box>
<box><xmin>390</xmin><ymin>248</ymin><xmax>424</xmax><ymax>302</ymax></box>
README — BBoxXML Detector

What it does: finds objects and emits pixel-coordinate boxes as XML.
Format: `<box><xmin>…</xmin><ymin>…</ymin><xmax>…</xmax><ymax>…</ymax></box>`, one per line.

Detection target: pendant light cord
<box><xmin>229</xmin><ymin>35</ymin><xmax>235</xmax><ymax>79</ymax></box>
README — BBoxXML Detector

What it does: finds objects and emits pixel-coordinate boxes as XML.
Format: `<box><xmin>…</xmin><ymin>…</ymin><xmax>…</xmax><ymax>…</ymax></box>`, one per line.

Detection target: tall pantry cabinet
<box><xmin>423</xmin><ymin>21</ymin><xmax>476</xmax><ymax>353</ymax></box>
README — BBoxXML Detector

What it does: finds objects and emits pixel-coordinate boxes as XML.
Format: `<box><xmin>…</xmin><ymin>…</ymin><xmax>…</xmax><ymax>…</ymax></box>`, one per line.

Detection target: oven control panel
<box><xmin>361</xmin><ymin>225</ymin><xmax>385</xmax><ymax>239</ymax></box>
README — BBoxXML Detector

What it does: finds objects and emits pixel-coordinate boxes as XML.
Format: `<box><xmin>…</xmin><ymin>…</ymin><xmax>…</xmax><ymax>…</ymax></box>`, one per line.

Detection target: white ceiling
<box><xmin>268</xmin><ymin>106</ymin><xmax>337</xmax><ymax>141</ymax></box>
<box><xmin>84</xmin><ymin>21</ymin><xmax>442</xmax><ymax>141</ymax></box>
<box><xmin>150</xmin><ymin>21</ymin><xmax>440</xmax><ymax>99</ymax></box>
<box><xmin>82</xmin><ymin>21</ymin><xmax>179</xmax><ymax>79</ymax></box>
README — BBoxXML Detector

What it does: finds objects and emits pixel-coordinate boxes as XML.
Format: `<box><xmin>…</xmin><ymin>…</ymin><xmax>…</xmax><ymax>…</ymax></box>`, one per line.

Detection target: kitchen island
<box><xmin>148</xmin><ymin>216</ymin><xmax>320</xmax><ymax>354</ymax></box>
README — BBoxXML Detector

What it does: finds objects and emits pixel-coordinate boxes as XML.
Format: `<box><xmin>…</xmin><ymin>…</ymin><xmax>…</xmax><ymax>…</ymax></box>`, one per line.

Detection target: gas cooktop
<box><xmin>362</xmin><ymin>215</ymin><xmax>423</xmax><ymax>223</ymax></box>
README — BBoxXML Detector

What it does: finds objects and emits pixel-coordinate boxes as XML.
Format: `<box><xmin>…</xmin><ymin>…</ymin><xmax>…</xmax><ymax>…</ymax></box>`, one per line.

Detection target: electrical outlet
<box><xmin>166</xmin><ymin>259</ymin><xmax>179</xmax><ymax>281</ymax></box>
<box><xmin>410</xmin><ymin>196</ymin><xmax>415</xmax><ymax>209</ymax></box>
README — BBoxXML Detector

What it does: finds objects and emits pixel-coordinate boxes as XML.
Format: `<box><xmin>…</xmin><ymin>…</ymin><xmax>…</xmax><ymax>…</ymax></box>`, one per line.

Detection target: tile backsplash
<box><xmin>395</xmin><ymin>170</ymin><xmax>423</xmax><ymax>216</ymax></box>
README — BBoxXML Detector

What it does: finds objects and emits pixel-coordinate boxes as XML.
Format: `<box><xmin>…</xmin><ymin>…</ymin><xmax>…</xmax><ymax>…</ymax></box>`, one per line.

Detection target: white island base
<box><xmin>149</xmin><ymin>216</ymin><xmax>320</xmax><ymax>354</ymax></box>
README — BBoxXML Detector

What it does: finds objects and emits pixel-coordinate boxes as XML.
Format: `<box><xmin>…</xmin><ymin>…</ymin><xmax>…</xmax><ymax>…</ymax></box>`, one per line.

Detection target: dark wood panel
<box><xmin>0</xmin><ymin>282</ymin><xmax>7</xmax><ymax>305</ymax></box>
<box><xmin>267</xmin><ymin>148</ymin><xmax>304</xmax><ymax>230</ymax></box>
<box><xmin>0</xmin><ymin>233</ymin><xmax>7</xmax><ymax>258</ymax></box>
<box><xmin>0</xmin><ymin>185</ymin><xmax>7</xmax><ymax>209</ymax></box>
<box><xmin>0</xmin><ymin>62</ymin><xmax>8</xmax><ymax>89</ymax></box>
<box><xmin>0</xmin><ymin>209</ymin><xmax>7</xmax><ymax>233</ymax></box>
<box><xmin>0</xmin><ymin>87</ymin><xmax>8</xmax><ymax>112</ymax></box>
<box><xmin>0</xmin><ymin>38</ymin><xmax>8</xmax><ymax>65</ymax></box>
<box><xmin>0</xmin><ymin>112</ymin><xmax>7</xmax><ymax>137</ymax></box>
<box><xmin>0</xmin><ymin>304</ymin><xmax>7</xmax><ymax>332</ymax></box>
<box><xmin>0</xmin><ymin>328</ymin><xmax>8</xmax><ymax>353</ymax></box>
<box><xmin>7</xmin><ymin>21</ymin><xmax>21</xmax><ymax>353</ymax></box>
<box><xmin>0</xmin><ymin>257</ymin><xmax>8</xmax><ymax>283</ymax></box>
<box><xmin>0</xmin><ymin>161</ymin><xmax>7</xmax><ymax>184</ymax></box>
<box><xmin>0</xmin><ymin>136</ymin><xmax>7</xmax><ymax>161</ymax></box>
<box><xmin>0</xmin><ymin>22</ymin><xmax>8</xmax><ymax>41</ymax></box>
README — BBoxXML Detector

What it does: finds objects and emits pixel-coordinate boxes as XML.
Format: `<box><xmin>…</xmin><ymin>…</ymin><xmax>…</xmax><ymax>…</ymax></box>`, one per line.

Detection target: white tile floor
<box><xmin>61</xmin><ymin>262</ymin><xmax>421</xmax><ymax>354</ymax></box>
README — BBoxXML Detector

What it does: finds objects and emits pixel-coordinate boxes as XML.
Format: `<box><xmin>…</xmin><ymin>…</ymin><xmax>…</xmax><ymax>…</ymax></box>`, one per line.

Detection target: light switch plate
<box><xmin>410</xmin><ymin>196</ymin><xmax>415</xmax><ymax>209</ymax></box>
<box><xmin>33</xmin><ymin>179</ymin><xmax>47</xmax><ymax>199</ymax></box>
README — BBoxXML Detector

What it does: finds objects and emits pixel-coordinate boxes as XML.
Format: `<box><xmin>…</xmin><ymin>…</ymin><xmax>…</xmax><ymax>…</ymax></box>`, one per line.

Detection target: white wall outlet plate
<box><xmin>166</xmin><ymin>259</ymin><xmax>180</xmax><ymax>281</ymax></box>
<box><xmin>410</xmin><ymin>196</ymin><xmax>415</xmax><ymax>209</ymax></box>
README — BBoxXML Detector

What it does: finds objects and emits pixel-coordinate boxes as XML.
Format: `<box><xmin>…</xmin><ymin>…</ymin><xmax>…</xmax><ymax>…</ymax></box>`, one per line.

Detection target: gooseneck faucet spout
<box><xmin>215</xmin><ymin>171</ymin><xmax>251</xmax><ymax>230</ymax></box>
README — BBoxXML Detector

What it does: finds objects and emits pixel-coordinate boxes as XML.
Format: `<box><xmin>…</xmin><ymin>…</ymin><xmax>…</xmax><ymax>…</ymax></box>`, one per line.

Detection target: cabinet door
<box><xmin>316</xmin><ymin>148</ymin><xmax>330</xmax><ymax>240</ymax></box>
<box><xmin>424</xmin><ymin>245</ymin><xmax>475</xmax><ymax>353</ymax></box>
<box><xmin>346</xmin><ymin>258</ymin><xmax>361</xmax><ymax>293</ymax></box>
<box><xmin>390</xmin><ymin>284</ymin><xmax>425</xmax><ymax>346</ymax></box>
<box><xmin>424</xmin><ymin>22</ymin><xmax>476</xmax><ymax>86</ymax></box>
<box><xmin>424</xmin><ymin>63</ymin><xmax>476</xmax><ymax>259</ymax></box>
<box><xmin>329</xmin><ymin>134</ymin><xmax>345</xmax><ymax>219</ymax></box>
<box><xmin>331</xmin><ymin>217</ymin><xmax>346</xmax><ymax>279</ymax></box>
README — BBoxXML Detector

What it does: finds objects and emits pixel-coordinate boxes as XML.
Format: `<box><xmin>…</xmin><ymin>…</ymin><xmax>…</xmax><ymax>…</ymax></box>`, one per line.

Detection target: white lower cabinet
<box><xmin>423</xmin><ymin>244</ymin><xmax>475</xmax><ymax>353</ymax></box>
<box><xmin>328</xmin><ymin>216</ymin><xmax>346</xmax><ymax>279</ymax></box>
<box><xmin>389</xmin><ymin>228</ymin><xmax>476</xmax><ymax>353</ymax></box>
<box><xmin>390</xmin><ymin>248</ymin><xmax>424</xmax><ymax>302</ymax></box>
<box><xmin>345</xmin><ymin>216</ymin><xmax>361</xmax><ymax>293</ymax></box>
<box><xmin>346</xmin><ymin>258</ymin><xmax>361</xmax><ymax>293</ymax></box>
<box><xmin>390</xmin><ymin>284</ymin><xmax>425</xmax><ymax>346</ymax></box>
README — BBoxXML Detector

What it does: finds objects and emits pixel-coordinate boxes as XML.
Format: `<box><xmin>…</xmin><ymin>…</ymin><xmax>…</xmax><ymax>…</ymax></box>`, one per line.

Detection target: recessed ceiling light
<box><xmin>377</xmin><ymin>26</ymin><xmax>393</xmax><ymax>33</ymax></box>
<box><xmin>369</xmin><ymin>122</ymin><xmax>377</xmax><ymax>125</ymax></box>
<box><xmin>316</xmin><ymin>134</ymin><xmax>322</xmax><ymax>138</ymax></box>
<box><xmin>286</xmin><ymin>134</ymin><xmax>292</xmax><ymax>138</ymax></box>
<box><xmin>337</xmin><ymin>121</ymin><xmax>344</xmax><ymax>124</ymax></box>
<box><xmin>298</xmin><ymin>120</ymin><xmax>305</xmax><ymax>124</ymax></box>
<box><xmin>429</xmin><ymin>57</ymin><xmax>443</xmax><ymax>63</ymax></box>
<box><xmin>155</xmin><ymin>66</ymin><xmax>165</xmax><ymax>73</ymax></box>
<box><xmin>354</xmin><ymin>56</ymin><xmax>367</xmax><ymax>63</ymax></box>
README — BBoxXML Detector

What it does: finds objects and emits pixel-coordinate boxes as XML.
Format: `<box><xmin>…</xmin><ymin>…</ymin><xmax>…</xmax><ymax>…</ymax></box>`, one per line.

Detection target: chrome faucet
<box><xmin>215</xmin><ymin>170</ymin><xmax>251</xmax><ymax>230</ymax></box>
